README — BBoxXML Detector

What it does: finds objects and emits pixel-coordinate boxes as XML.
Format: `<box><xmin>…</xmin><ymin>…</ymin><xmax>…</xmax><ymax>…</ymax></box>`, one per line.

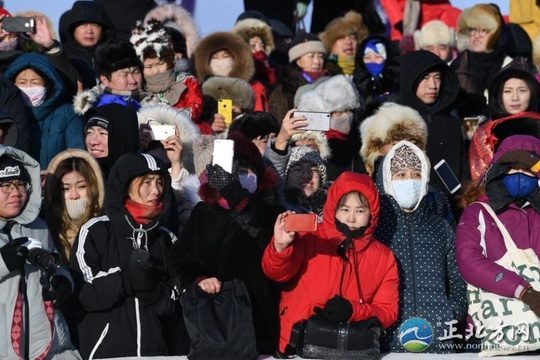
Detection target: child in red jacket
<box><xmin>262</xmin><ymin>171</ymin><xmax>399</xmax><ymax>354</ymax></box>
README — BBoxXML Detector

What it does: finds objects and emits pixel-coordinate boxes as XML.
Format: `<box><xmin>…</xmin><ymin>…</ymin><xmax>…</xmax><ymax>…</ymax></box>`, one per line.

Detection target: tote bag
<box><xmin>467</xmin><ymin>202</ymin><xmax>540</xmax><ymax>356</ymax></box>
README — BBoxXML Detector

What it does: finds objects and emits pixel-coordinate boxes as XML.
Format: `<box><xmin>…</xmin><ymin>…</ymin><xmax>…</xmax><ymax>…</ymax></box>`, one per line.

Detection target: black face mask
<box><xmin>335</xmin><ymin>218</ymin><xmax>368</xmax><ymax>261</ymax></box>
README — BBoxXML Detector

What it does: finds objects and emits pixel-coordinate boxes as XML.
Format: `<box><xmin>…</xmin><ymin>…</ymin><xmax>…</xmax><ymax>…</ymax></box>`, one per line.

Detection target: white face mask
<box><xmin>210</xmin><ymin>58</ymin><xmax>234</xmax><ymax>76</ymax></box>
<box><xmin>238</xmin><ymin>173</ymin><xmax>257</xmax><ymax>194</ymax></box>
<box><xmin>391</xmin><ymin>179</ymin><xmax>422</xmax><ymax>210</ymax></box>
<box><xmin>330</xmin><ymin>112</ymin><xmax>353</xmax><ymax>135</ymax></box>
<box><xmin>65</xmin><ymin>198</ymin><xmax>89</xmax><ymax>221</ymax></box>
<box><xmin>19</xmin><ymin>86</ymin><xmax>47</xmax><ymax>107</ymax></box>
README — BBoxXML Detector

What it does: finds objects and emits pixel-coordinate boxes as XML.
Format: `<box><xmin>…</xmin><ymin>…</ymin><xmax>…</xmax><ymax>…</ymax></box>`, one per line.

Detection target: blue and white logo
<box><xmin>398</xmin><ymin>317</ymin><xmax>433</xmax><ymax>352</ymax></box>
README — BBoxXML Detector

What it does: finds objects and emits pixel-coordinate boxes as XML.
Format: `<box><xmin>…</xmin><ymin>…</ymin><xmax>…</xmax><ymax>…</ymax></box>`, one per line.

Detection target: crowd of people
<box><xmin>1</xmin><ymin>0</ymin><xmax>540</xmax><ymax>359</ymax></box>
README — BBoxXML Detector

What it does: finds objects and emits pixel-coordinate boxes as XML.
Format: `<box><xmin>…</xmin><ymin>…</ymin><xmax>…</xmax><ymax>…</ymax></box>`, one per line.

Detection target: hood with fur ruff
<box><xmin>143</xmin><ymin>3</ymin><xmax>200</xmax><ymax>58</ymax></box>
<box><xmin>290</xmin><ymin>131</ymin><xmax>331</xmax><ymax>160</ymax></box>
<box><xmin>202</xmin><ymin>76</ymin><xmax>255</xmax><ymax>110</ymax></box>
<box><xmin>231</xmin><ymin>18</ymin><xmax>274</xmax><ymax>55</ymax></box>
<box><xmin>192</xmin><ymin>31</ymin><xmax>255</xmax><ymax>83</ymax></box>
<box><xmin>360</xmin><ymin>102</ymin><xmax>427</xmax><ymax>176</ymax></box>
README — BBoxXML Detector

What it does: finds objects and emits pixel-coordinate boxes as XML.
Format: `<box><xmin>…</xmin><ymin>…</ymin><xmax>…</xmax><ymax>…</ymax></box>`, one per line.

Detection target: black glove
<box><xmin>498</xmin><ymin>150</ymin><xmax>540</xmax><ymax>171</ymax></box>
<box><xmin>522</xmin><ymin>287</ymin><xmax>540</xmax><ymax>318</ymax></box>
<box><xmin>1</xmin><ymin>237</ymin><xmax>29</xmax><ymax>272</ymax></box>
<box><xmin>314</xmin><ymin>295</ymin><xmax>353</xmax><ymax>323</ymax></box>
<box><xmin>122</xmin><ymin>261</ymin><xmax>158</xmax><ymax>302</ymax></box>
<box><xmin>50</xmin><ymin>275</ymin><xmax>72</xmax><ymax>307</ymax></box>
<box><xmin>207</xmin><ymin>162</ymin><xmax>249</xmax><ymax>209</ymax></box>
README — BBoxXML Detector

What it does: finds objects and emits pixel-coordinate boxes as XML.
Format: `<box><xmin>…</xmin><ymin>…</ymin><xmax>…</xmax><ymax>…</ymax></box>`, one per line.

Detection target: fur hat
<box><xmin>143</xmin><ymin>3</ymin><xmax>201</xmax><ymax>58</ymax></box>
<box><xmin>360</xmin><ymin>102</ymin><xmax>427</xmax><ymax>175</ymax></box>
<box><xmin>95</xmin><ymin>41</ymin><xmax>140</xmax><ymax>76</ymax></box>
<box><xmin>390</xmin><ymin>143</ymin><xmax>422</xmax><ymax>175</ymax></box>
<box><xmin>130</xmin><ymin>19</ymin><xmax>174</xmax><ymax>63</ymax></box>
<box><xmin>288</xmin><ymin>32</ymin><xmax>326</xmax><ymax>63</ymax></box>
<box><xmin>202</xmin><ymin>76</ymin><xmax>255</xmax><ymax>111</ymax></box>
<box><xmin>297</xmin><ymin>75</ymin><xmax>360</xmax><ymax>113</ymax></box>
<box><xmin>286</xmin><ymin>146</ymin><xmax>327</xmax><ymax>184</ymax></box>
<box><xmin>457</xmin><ymin>4</ymin><xmax>502</xmax><ymax>52</ymax></box>
<box><xmin>231</xmin><ymin>18</ymin><xmax>275</xmax><ymax>55</ymax></box>
<box><xmin>192</xmin><ymin>31</ymin><xmax>255</xmax><ymax>83</ymax></box>
<box><xmin>290</xmin><ymin>131</ymin><xmax>331</xmax><ymax>160</ymax></box>
<box><xmin>318</xmin><ymin>11</ymin><xmax>368</xmax><ymax>53</ymax></box>
<box><xmin>414</xmin><ymin>20</ymin><xmax>456</xmax><ymax>49</ymax></box>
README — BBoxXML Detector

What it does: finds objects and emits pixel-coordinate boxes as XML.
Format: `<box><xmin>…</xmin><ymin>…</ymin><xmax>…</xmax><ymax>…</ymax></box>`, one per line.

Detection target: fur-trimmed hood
<box><xmin>360</xmin><ymin>102</ymin><xmax>427</xmax><ymax>176</ymax></box>
<box><xmin>297</xmin><ymin>75</ymin><xmax>360</xmax><ymax>112</ymax></box>
<box><xmin>456</xmin><ymin>4</ymin><xmax>502</xmax><ymax>52</ymax></box>
<box><xmin>290</xmin><ymin>130</ymin><xmax>331</xmax><ymax>160</ymax></box>
<box><xmin>73</xmin><ymin>87</ymin><xmax>100</xmax><ymax>116</ymax></box>
<box><xmin>143</xmin><ymin>3</ymin><xmax>201</xmax><ymax>58</ymax></box>
<box><xmin>192</xmin><ymin>31</ymin><xmax>255</xmax><ymax>83</ymax></box>
<box><xmin>201</xmin><ymin>76</ymin><xmax>255</xmax><ymax>110</ymax></box>
<box><xmin>318</xmin><ymin>11</ymin><xmax>367</xmax><ymax>53</ymax></box>
<box><xmin>231</xmin><ymin>18</ymin><xmax>274</xmax><ymax>55</ymax></box>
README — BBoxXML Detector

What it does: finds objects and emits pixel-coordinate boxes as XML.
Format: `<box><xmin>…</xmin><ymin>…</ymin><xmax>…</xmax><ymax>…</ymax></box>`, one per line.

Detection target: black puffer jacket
<box><xmin>70</xmin><ymin>153</ymin><xmax>178</xmax><ymax>359</ymax></box>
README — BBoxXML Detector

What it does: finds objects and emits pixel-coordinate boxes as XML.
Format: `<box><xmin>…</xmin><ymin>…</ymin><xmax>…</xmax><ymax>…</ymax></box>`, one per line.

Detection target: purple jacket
<box><xmin>456</xmin><ymin>197</ymin><xmax>540</xmax><ymax>299</ymax></box>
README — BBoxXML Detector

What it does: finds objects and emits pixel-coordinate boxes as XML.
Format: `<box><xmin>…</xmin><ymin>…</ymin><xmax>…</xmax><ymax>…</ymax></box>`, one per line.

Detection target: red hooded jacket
<box><xmin>262</xmin><ymin>172</ymin><xmax>399</xmax><ymax>353</ymax></box>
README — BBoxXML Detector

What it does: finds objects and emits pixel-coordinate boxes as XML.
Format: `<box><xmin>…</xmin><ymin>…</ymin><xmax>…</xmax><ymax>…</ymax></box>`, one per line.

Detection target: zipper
<box><xmin>406</xmin><ymin>213</ymin><xmax>418</xmax><ymax>315</ymax></box>
<box><xmin>135</xmin><ymin>298</ymin><xmax>142</xmax><ymax>356</ymax></box>
<box><xmin>89</xmin><ymin>323</ymin><xmax>109</xmax><ymax>360</ymax></box>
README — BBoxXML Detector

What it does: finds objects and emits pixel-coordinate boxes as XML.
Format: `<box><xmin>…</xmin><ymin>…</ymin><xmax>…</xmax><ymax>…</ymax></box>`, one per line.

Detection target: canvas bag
<box><xmin>467</xmin><ymin>202</ymin><xmax>540</xmax><ymax>356</ymax></box>
<box><xmin>180</xmin><ymin>278</ymin><xmax>258</xmax><ymax>360</ymax></box>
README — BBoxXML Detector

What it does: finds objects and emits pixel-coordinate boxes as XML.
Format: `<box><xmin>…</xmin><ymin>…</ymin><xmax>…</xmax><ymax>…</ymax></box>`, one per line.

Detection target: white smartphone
<box><xmin>212</xmin><ymin>139</ymin><xmax>234</xmax><ymax>173</ymax></box>
<box><xmin>434</xmin><ymin>159</ymin><xmax>461</xmax><ymax>194</ymax></box>
<box><xmin>293</xmin><ymin>111</ymin><xmax>331</xmax><ymax>131</ymax></box>
<box><xmin>149</xmin><ymin>124</ymin><xmax>176</xmax><ymax>140</ymax></box>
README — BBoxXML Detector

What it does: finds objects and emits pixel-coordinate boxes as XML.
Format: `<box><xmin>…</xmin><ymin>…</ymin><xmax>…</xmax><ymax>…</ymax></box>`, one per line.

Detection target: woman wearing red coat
<box><xmin>262</xmin><ymin>171</ymin><xmax>399</xmax><ymax>354</ymax></box>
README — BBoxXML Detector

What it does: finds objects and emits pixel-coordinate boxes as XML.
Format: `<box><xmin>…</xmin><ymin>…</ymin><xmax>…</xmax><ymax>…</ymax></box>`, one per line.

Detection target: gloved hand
<box><xmin>295</xmin><ymin>1</ymin><xmax>308</xmax><ymax>19</ymax></box>
<box><xmin>314</xmin><ymin>295</ymin><xmax>353</xmax><ymax>322</ymax></box>
<box><xmin>207</xmin><ymin>162</ymin><xmax>249</xmax><ymax>209</ymax></box>
<box><xmin>50</xmin><ymin>275</ymin><xmax>72</xmax><ymax>307</ymax></box>
<box><xmin>122</xmin><ymin>261</ymin><xmax>156</xmax><ymax>296</ymax></box>
<box><xmin>1</xmin><ymin>237</ymin><xmax>29</xmax><ymax>272</ymax></box>
<box><xmin>521</xmin><ymin>287</ymin><xmax>540</xmax><ymax>318</ymax></box>
<box><xmin>498</xmin><ymin>150</ymin><xmax>540</xmax><ymax>171</ymax></box>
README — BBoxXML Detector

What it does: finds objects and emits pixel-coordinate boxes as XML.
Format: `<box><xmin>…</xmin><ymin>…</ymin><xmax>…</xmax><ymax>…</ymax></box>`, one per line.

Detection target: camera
<box><xmin>28</xmin><ymin>248</ymin><xmax>61</xmax><ymax>272</ymax></box>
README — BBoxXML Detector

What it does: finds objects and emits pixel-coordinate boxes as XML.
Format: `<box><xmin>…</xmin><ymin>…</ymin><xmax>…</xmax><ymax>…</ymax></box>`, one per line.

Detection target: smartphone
<box><xmin>3</xmin><ymin>17</ymin><xmax>36</xmax><ymax>33</ymax></box>
<box><xmin>433</xmin><ymin>159</ymin><xmax>461</xmax><ymax>194</ymax></box>
<box><xmin>284</xmin><ymin>213</ymin><xmax>318</xmax><ymax>233</ymax></box>
<box><xmin>129</xmin><ymin>248</ymin><xmax>151</xmax><ymax>266</ymax></box>
<box><xmin>463</xmin><ymin>116</ymin><xmax>480</xmax><ymax>127</ymax></box>
<box><xmin>212</xmin><ymin>139</ymin><xmax>234</xmax><ymax>173</ymax></box>
<box><xmin>218</xmin><ymin>99</ymin><xmax>233</xmax><ymax>126</ymax></box>
<box><xmin>293</xmin><ymin>111</ymin><xmax>331</xmax><ymax>131</ymax></box>
<box><xmin>149</xmin><ymin>124</ymin><xmax>176</xmax><ymax>140</ymax></box>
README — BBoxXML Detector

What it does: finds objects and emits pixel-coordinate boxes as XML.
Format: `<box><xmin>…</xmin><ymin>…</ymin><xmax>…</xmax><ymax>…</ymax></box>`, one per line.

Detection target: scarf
<box><xmin>144</xmin><ymin>69</ymin><xmax>187</xmax><ymax>105</ymax></box>
<box><xmin>301</xmin><ymin>69</ymin><xmax>328</xmax><ymax>83</ymax></box>
<box><xmin>124</xmin><ymin>199</ymin><xmax>163</xmax><ymax>224</ymax></box>
<box><xmin>99</xmin><ymin>83</ymin><xmax>146</xmax><ymax>102</ymax></box>
<box><xmin>336</xmin><ymin>55</ymin><xmax>355</xmax><ymax>75</ymax></box>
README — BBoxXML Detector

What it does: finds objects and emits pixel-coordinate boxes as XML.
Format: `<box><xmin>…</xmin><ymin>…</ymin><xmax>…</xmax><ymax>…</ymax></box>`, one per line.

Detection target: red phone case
<box><xmin>284</xmin><ymin>214</ymin><xmax>318</xmax><ymax>232</ymax></box>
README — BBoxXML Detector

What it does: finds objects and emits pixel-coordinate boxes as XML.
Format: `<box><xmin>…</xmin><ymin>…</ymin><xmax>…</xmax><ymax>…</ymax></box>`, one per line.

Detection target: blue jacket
<box><xmin>5</xmin><ymin>53</ymin><xmax>84</xmax><ymax>168</ymax></box>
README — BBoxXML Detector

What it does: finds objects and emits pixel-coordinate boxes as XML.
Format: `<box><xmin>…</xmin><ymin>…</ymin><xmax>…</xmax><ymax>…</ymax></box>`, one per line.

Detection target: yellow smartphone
<box><xmin>218</xmin><ymin>98</ymin><xmax>233</xmax><ymax>126</ymax></box>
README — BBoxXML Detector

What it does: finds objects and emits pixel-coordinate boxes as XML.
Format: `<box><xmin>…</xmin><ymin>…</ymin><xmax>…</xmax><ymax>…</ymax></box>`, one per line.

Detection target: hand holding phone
<box><xmin>283</xmin><ymin>213</ymin><xmax>318</xmax><ymax>232</ymax></box>
<box><xmin>212</xmin><ymin>139</ymin><xmax>234</xmax><ymax>173</ymax></box>
<box><xmin>293</xmin><ymin>111</ymin><xmax>331</xmax><ymax>131</ymax></box>
<box><xmin>218</xmin><ymin>99</ymin><xmax>233</xmax><ymax>126</ymax></box>
<box><xmin>3</xmin><ymin>17</ymin><xmax>36</xmax><ymax>33</ymax></box>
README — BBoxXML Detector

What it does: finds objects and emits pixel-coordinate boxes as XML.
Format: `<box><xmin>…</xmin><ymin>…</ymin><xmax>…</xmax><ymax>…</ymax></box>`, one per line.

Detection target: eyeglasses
<box><xmin>468</xmin><ymin>28</ymin><xmax>489</xmax><ymax>37</ymax></box>
<box><xmin>0</xmin><ymin>180</ymin><xmax>30</xmax><ymax>194</ymax></box>
<box><xmin>289</xmin><ymin>166</ymin><xmax>320</xmax><ymax>178</ymax></box>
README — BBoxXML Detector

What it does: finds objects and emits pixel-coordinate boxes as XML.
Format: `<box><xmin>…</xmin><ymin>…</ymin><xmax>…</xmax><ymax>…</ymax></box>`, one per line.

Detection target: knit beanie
<box><xmin>286</xmin><ymin>146</ymin><xmax>327</xmax><ymax>183</ymax></box>
<box><xmin>130</xmin><ymin>19</ymin><xmax>174</xmax><ymax>64</ymax></box>
<box><xmin>413</xmin><ymin>20</ymin><xmax>456</xmax><ymax>49</ymax></box>
<box><xmin>288</xmin><ymin>32</ymin><xmax>327</xmax><ymax>63</ymax></box>
<box><xmin>363</xmin><ymin>39</ymin><xmax>387</xmax><ymax>60</ymax></box>
<box><xmin>390</xmin><ymin>144</ymin><xmax>421</xmax><ymax>175</ymax></box>
<box><xmin>0</xmin><ymin>155</ymin><xmax>30</xmax><ymax>183</ymax></box>
<box><xmin>95</xmin><ymin>41</ymin><xmax>140</xmax><ymax>76</ymax></box>
<box><xmin>193</xmin><ymin>134</ymin><xmax>216</xmax><ymax>177</ymax></box>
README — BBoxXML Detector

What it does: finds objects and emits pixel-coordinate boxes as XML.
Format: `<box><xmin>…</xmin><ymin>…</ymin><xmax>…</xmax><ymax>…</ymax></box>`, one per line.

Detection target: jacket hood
<box><xmin>381</xmin><ymin>141</ymin><xmax>430</xmax><ymax>212</ymax></box>
<box><xmin>0</xmin><ymin>110</ymin><xmax>17</xmax><ymax>147</ymax></box>
<box><xmin>143</xmin><ymin>3</ymin><xmax>201</xmax><ymax>58</ymax></box>
<box><xmin>4</xmin><ymin>53</ymin><xmax>66</xmax><ymax>111</ymax></box>
<box><xmin>45</xmin><ymin>148</ymin><xmax>105</xmax><ymax>210</ymax></box>
<box><xmin>290</xmin><ymin>130</ymin><xmax>331</xmax><ymax>160</ymax></box>
<box><xmin>192</xmin><ymin>31</ymin><xmax>255</xmax><ymax>83</ymax></box>
<box><xmin>59</xmin><ymin>0</ymin><xmax>114</xmax><ymax>45</ymax></box>
<box><xmin>105</xmin><ymin>152</ymin><xmax>172</xmax><ymax>227</ymax></box>
<box><xmin>0</xmin><ymin>145</ymin><xmax>41</xmax><ymax>227</ymax></box>
<box><xmin>360</xmin><ymin>102</ymin><xmax>427</xmax><ymax>176</ymax></box>
<box><xmin>322</xmin><ymin>172</ymin><xmax>379</xmax><ymax>242</ymax></box>
<box><xmin>484</xmin><ymin>112</ymin><xmax>540</xmax><ymax>157</ymax></box>
<box><xmin>231</xmin><ymin>18</ymin><xmax>275</xmax><ymax>55</ymax></box>
<box><xmin>491</xmin><ymin>134</ymin><xmax>540</xmax><ymax>166</ymax></box>
<box><xmin>201</xmin><ymin>76</ymin><xmax>255</xmax><ymax>111</ymax></box>
<box><xmin>398</xmin><ymin>50</ymin><xmax>459</xmax><ymax>113</ymax></box>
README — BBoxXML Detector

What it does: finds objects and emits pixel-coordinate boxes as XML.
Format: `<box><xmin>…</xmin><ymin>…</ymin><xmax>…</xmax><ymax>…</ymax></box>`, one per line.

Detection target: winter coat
<box><xmin>70</xmin><ymin>153</ymin><xmax>178</xmax><ymax>359</ymax></box>
<box><xmin>510</xmin><ymin>0</ymin><xmax>540</xmax><ymax>45</ymax></box>
<box><xmin>262</xmin><ymin>172</ymin><xmax>400</xmax><ymax>353</ymax></box>
<box><xmin>4</xmin><ymin>53</ymin><xmax>85</xmax><ymax>169</ymax></box>
<box><xmin>0</xmin><ymin>145</ymin><xmax>81</xmax><ymax>360</ymax></box>
<box><xmin>456</xmin><ymin>135</ymin><xmax>540</xmax><ymax>300</ymax></box>
<box><xmin>376</xmin><ymin>141</ymin><xmax>466</xmax><ymax>352</ymax></box>
<box><xmin>397</xmin><ymin>50</ymin><xmax>470</xmax><ymax>194</ymax></box>
<box><xmin>169</xmin><ymin>166</ymin><xmax>282</xmax><ymax>354</ymax></box>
